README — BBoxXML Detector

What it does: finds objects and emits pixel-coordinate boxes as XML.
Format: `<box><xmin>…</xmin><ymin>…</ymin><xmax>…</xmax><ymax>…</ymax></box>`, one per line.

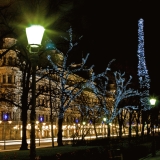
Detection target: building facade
<box><xmin>0</xmin><ymin>38</ymin><xmax>107</xmax><ymax>141</ymax></box>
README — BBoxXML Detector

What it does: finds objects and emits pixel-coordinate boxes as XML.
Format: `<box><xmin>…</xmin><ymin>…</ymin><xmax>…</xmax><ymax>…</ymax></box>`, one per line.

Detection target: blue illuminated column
<box><xmin>137</xmin><ymin>19</ymin><xmax>150</xmax><ymax>110</ymax></box>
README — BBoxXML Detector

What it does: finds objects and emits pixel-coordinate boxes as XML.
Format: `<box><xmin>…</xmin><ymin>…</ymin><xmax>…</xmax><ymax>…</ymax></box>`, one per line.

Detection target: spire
<box><xmin>137</xmin><ymin>18</ymin><xmax>150</xmax><ymax>110</ymax></box>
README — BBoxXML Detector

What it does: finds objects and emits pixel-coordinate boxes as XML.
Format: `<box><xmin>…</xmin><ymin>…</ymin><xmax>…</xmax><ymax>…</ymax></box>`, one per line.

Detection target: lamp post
<box><xmin>150</xmin><ymin>98</ymin><xmax>156</xmax><ymax>157</ymax></box>
<box><xmin>26</xmin><ymin>25</ymin><xmax>45</xmax><ymax>160</ymax></box>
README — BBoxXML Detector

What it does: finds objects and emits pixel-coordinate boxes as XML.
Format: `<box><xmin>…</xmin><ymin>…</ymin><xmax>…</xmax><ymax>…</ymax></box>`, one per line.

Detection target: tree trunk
<box><xmin>93</xmin><ymin>120</ymin><xmax>98</xmax><ymax>139</ymax></box>
<box><xmin>129</xmin><ymin>116</ymin><xmax>132</xmax><ymax>139</ymax></box>
<box><xmin>108</xmin><ymin>124</ymin><xmax>110</xmax><ymax>137</ymax></box>
<box><xmin>141</xmin><ymin>111</ymin><xmax>145</xmax><ymax>138</ymax></box>
<box><xmin>136</xmin><ymin>123</ymin><xmax>139</xmax><ymax>137</ymax></box>
<box><xmin>147</xmin><ymin>123</ymin><xmax>150</xmax><ymax>136</ymax></box>
<box><xmin>57</xmin><ymin>118</ymin><xmax>63</xmax><ymax>146</ymax></box>
<box><xmin>19</xmin><ymin>65</ymin><xmax>31</xmax><ymax>150</ymax></box>
<box><xmin>20</xmin><ymin>102</ymin><xmax>28</xmax><ymax>150</ymax></box>
<box><xmin>141</xmin><ymin>123</ymin><xmax>145</xmax><ymax>137</ymax></box>
<box><xmin>119</xmin><ymin>124</ymin><xmax>123</xmax><ymax>137</ymax></box>
<box><xmin>20</xmin><ymin>115</ymin><xmax>28</xmax><ymax>150</ymax></box>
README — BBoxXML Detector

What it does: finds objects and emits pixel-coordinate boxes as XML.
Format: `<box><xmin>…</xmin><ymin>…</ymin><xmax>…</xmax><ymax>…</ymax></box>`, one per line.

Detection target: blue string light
<box><xmin>137</xmin><ymin>18</ymin><xmax>150</xmax><ymax>110</ymax></box>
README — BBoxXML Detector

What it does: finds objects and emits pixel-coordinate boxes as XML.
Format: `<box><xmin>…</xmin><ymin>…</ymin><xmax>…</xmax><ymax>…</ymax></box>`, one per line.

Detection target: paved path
<box><xmin>139</xmin><ymin>150</ymin><xmax>160</xmax><ymax>160</ymax></box>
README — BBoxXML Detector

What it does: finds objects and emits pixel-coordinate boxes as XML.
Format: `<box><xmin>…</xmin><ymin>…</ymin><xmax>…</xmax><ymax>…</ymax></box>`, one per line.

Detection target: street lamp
<box><xmin>150</xmin><ymin>98</ymin><xmax>156</xmax><ymax>157</ymax></box>
<box><xmin>26</xmin><ymin>25</ymin><xmax>45</xmax><ymax>160</ymax></box>
<box><xmin>26</xmin><ymin>25</ymin><xmax>45</xmax><ymax>53</ymax></box>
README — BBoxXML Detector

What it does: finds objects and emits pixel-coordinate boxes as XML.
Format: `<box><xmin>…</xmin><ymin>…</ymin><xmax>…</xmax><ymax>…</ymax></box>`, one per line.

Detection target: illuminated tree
<box><xmin>47</xmin><ymin>27</ymin><xmax>93</xmax><ymax>146</ymax></box>
<box><xmin>90</xmin><ymin>70</ymin><xmax>140</xmax><ymax>124</ymax></box>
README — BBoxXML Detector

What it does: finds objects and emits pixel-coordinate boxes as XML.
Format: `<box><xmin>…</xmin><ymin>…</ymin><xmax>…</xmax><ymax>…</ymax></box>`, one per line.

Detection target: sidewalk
<box><xmin>139</xmin><ymin>150</ymin><xmax>160</xmax><ymax>160</ymax></box>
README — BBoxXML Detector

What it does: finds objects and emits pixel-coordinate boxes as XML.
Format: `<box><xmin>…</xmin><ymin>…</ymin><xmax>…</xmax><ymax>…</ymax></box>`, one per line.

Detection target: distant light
<box><xmin>103</xmin><ymin>118</ymin><xmax>106</xmax><ymax>122</ymax></box>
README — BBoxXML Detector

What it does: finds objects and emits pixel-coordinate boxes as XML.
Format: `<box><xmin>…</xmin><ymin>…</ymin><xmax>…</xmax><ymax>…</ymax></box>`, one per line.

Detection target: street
<box><xmin>0</xmin><ymin>138</ymin><xmax>60</xmax><ymax>151</ymax></box>
<box><xmin>0</xmin><ymin>136</ymin><xmax>99</xmax><ymax>152</ymax></box>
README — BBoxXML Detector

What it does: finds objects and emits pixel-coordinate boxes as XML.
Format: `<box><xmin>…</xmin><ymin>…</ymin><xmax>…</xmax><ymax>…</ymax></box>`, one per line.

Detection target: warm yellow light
<box><xmin>36</xmin><ymin>121</ymin><xmax>39</xmax><ymax>124</ymax></box>
<box><xmin>53</xmin><ymin>125</ymin><xmax>56</xmax><ymax>129</ymax></box>
<box><xmin>8</xmin><ymin>121</ymin><xmax>12</xmax><ymax>124</ymax></box>
<box><xmin>26</xmin><ymin>25</ymin><xmax>45</xmax><ymax>47</ymax></box>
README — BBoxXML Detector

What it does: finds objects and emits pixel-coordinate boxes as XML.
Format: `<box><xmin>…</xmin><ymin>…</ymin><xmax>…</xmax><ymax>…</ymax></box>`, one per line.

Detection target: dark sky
<box><xmin>76</xmin><ymin>0</ymin><xmax>160</xmax><ymax>96</ymax></box>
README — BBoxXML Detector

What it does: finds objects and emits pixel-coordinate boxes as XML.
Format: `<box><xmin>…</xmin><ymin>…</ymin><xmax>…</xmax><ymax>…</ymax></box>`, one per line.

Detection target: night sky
<box><xmin>1</xmin><ymin>0</ymin><xmax>159</xmax><ymax>96</ymax></box>
<box><xmin>76</xmin><ymin>0</ymin><xmax>160</xmax><ymax>96</ymax></box>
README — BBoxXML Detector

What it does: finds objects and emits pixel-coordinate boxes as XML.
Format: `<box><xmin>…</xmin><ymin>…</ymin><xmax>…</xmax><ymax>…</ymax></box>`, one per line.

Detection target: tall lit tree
<box><xmin>47</xmin><ymin>27</ymin><xmax>93</xmax><ymax>146</ymax></box>
<box><xmin>89</xmin><ymin>69</ymin><xmax>140</xmax><ymax>124</ymax></box>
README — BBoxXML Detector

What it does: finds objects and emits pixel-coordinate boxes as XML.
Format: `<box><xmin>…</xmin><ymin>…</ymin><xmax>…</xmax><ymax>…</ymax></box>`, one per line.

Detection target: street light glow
<box><xmin>150</xmin><ymin>98</ymin><xmax>156</xmax><ymax>106</ymax></box>
<box><xmin>26</xmin><ymin>25</ymin><xmax>45</xmax><ymax>47</ymax></box>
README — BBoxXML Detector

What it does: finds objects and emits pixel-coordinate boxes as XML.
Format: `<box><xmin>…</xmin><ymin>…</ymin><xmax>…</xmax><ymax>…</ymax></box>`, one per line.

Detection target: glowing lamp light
<box><xmin>26</xmin><ymin>25</ymin><xmax>45</xmax><ymax>48</ymax></box>
<box><xmin>150</xmin><ymin>98</ymin><xmax>156</xmax><ymax>106</ymax></box>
